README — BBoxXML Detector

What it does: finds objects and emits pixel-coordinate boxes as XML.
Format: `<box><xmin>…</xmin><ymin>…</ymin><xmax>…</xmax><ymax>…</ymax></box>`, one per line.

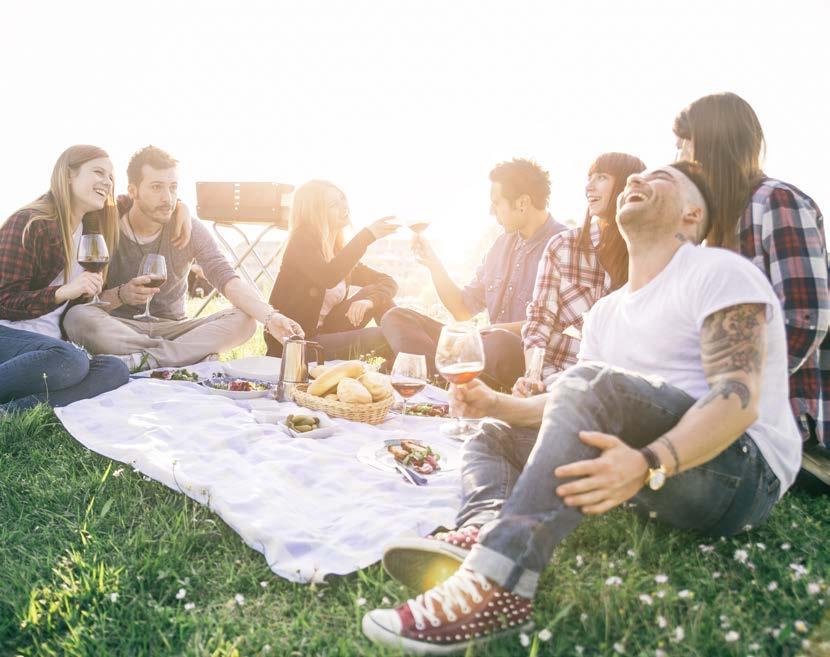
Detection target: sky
<box><xmin>1</xmin><ymin>0</ymin><xmax>827</xmax><ymax>267</ymax></box>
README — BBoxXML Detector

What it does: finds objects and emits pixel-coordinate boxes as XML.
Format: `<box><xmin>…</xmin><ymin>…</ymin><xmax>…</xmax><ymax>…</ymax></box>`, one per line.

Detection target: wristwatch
<box><xmin>640</xmin><ymin>446</ymin><xmax>667</xmax><ymax>491</ymax></box>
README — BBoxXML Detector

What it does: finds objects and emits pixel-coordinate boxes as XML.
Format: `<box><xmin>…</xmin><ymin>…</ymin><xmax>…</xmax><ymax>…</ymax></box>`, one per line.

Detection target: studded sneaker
<box><xmin>362</xmin><ymin>566</ymin><xmax>533</xmax><ymax>655</ymax></box>
<box><xmin>383</xmin><ymin>526</ymin><xmax>480</xmax><ymax>591</ymax></box>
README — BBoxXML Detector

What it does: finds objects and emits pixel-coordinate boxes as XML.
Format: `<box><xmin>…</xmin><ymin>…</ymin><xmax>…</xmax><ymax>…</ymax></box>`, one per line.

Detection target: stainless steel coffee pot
<box><xmin>276</xmin><ymin>337</ymin><xmax>324</xmax><ymax>402</ymax></box>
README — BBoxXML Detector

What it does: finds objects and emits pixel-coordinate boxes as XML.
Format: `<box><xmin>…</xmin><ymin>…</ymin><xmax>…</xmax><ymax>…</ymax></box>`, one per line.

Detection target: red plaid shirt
<box><xmin>0</xmin><ymin>209</ymin><xmax>66</xmax><ymax>320</ymax></box>
<box><xmin>739</xmin><ymin>178</ymin><xmax>829</xmax><ymax>446</ymax></box>
<box><xmin>523</xmin><ymin>222</ymin><xmax>610</xmax><ymax>376</ymax></box>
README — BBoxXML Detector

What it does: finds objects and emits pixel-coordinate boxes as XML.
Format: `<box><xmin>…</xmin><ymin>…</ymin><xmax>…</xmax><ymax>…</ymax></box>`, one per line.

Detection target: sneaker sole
<box><xmin>362</xmin><ymin>611</ymin><xmax>533</xmax><ymax>655</ymax></box>
<box><xmin>383</xmin><ymin>538</ymin><xmax>470</xmax><ymax>592</ymax></box>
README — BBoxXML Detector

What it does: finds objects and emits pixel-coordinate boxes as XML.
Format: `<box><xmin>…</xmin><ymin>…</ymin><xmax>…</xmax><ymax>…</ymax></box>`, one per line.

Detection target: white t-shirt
<box><xmin>578</xmin><ymin>243</ymin><xmax>801</xmax><ymax>494</ymax></box>
<box><xmin>0</xmin><ymin>224</ymin><xmax>83</xmax><ymax>340</ymax></box>
<box><xmin>317</xmin><ymin>280</ymin><xmax>348</xmax><ymax>328</ymax></box>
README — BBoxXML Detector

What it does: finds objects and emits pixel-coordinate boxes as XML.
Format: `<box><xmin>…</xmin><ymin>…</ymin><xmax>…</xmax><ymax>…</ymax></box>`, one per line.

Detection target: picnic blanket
<box><xmin>54</xmin><ymin>361</ymin><xmax>462</xmax><ymax>583</ymax></box>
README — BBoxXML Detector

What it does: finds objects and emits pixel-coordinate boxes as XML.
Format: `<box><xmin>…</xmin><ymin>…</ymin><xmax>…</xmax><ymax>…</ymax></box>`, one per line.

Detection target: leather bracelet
<box><xmin>263</xmin><ymin>308</ymin><xmax>280</xmax><ymax>335</ymax></box>
<box><xmin>116</xmin><ymin>284</ymin><xmax>127</xmax><ymax>305</ymax></box>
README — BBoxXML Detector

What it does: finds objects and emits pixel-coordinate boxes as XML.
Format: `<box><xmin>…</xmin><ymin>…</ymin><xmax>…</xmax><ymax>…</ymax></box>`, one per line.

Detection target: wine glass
<box><xmin>391</xmin><ymin>353</ymin><xmax>428</xmax><ymax>416</ymax></box>
<box><xmin>406</xmin><ymin>220</ymin><xmax>431</xmax><ymax>234</ymax></box>
<box><xmin>133</xmin><ymin>254</ymin><xmax>167</xmax><ymax>321</ymax></box>
<box><xmin>435</xmin><ymin>323</ymin><xmax>485</xmax><ymax>438</ymax></box>
<box><xmin>77</xmin><ymin>234</ymin><xmax>110</xmax><ymax>307</ymax></box>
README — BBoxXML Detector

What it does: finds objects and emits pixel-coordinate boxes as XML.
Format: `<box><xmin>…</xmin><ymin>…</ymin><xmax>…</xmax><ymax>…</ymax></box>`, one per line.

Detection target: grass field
<box><xmin>1</xmin><ymin>314</ymin><xmax>829</xmax><ymax>656</ymax></box>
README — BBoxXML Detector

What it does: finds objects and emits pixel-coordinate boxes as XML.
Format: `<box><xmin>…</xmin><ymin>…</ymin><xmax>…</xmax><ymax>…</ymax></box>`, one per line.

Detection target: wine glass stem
<box><xmin>402</xmin><ymin>399</ymin><xmax>407</xmax><ymax>416</ymax></box>
<box><xmin>144</xmin><ymin>299</ymin><xmax>151</xmax><ymax>316</ymax></box>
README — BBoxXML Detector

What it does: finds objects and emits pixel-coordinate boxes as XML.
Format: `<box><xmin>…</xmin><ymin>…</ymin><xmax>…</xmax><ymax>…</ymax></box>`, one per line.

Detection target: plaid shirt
<box><xmin>739</xmin><ymin>178</ymin><xmax>830</xmax><ymax>446</ymax></box>
<box><xmin>0</xmin><ymin>210</ymin><xmax>66</xmax><ymax>320</ymax></box>
<box><xmin>523</xmin><ymin>221</ymin><xmax>610</xmax><ymax>376</ymax></box>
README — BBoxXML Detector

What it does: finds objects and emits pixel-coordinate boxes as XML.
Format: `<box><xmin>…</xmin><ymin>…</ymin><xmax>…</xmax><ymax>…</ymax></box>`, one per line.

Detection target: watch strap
<box><xmin>640</xmin><ymin>445</ymin><xmax>660</xmax><ymax>471</ymax></box>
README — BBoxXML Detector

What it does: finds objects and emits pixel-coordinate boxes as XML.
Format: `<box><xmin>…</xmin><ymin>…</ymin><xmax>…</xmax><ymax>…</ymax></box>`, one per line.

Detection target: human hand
<box><xmin>554</xmin><ymin>432</ymin><xmax>649</xmax><ymax>515</ymax></box>
<box><xmin>448</xmin><ymin>378</ymin><xmax>498</xmax><ymax>419</ymax></box>
<box><xmin>171</xmin><ymin>200</ymin><xmax>192</xmax><ymax>249</ymax></box>
<box><xmin>265</xmin><ymin>311</ymin><xmax>304</xmax><ymax>344</ymax></box>
<box><xmin>57</xmin><ymin>271</ymin><xmax>104</xmax><ymax>302</ymax></box>
<box><xmin>346</xmin><ymin>299</ymin><xmax>373</xmax><ymax>327</ymax></box>
<box><xmin>368</xmin><ymin>216</ymin><xmax>399</xmax><ymax>240</ymax></box>
<box><xmin>118</xmin><ymin>275</ymin><xmax>160</xmax><ymax>306</ymax></box>
<box><xmin>512</xmin><ymin>376</ymin><xmax>546</xmax><ymax>398</ymax></box>
<box><xmin>411</xmin><ymin>234</ymin><xmax>440</xmax><ymax>269</ymax></box>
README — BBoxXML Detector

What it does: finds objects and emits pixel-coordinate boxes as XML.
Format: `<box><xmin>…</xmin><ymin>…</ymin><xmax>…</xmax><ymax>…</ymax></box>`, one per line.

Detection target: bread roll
<box><xmin>358</xmin><ymin>371</ymin><xmax>393</xmax><ymax>402</ymax></box>
<box><xmin>309</xmin><ymin>364</ymin><xmax>327</xmax><ymax>380</ymax></box>
<box><xmin>308</xmin><ymin>360</ymin><xmax>365</xmax><ymax>396</ymax></box>
<box><xmin>325</xmin><ymin>393</ymin><xmax>339</xmax><ymax>400</ymax></box>
<box><xmin>336</xmin><ymin>377</ymin><xmax>373</xmax><ymax>404</ymax></box>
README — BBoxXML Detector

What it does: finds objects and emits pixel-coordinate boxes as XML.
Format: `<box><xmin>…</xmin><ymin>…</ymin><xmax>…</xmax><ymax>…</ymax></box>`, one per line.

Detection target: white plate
<box><xmin>200</xmin><ymin>376</ymin><xmax>275</xmax><ymax>400</ymax></box>
<box><xmin>224</xmin><ymin>356</ymin><xmax>282</xmax><ymax>384</ymax></box>
<box><xmin>357</xmin><ymin>438</ymin><xmax>458</xmax><ymax>475</ymax></box>
<box><xmin>282</xmin><ymin>412</ymin><xmax>337</xmax><ymax>439</ymax></box>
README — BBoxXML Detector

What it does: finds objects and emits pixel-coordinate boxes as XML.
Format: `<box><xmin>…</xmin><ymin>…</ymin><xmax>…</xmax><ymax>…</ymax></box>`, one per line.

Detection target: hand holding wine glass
<box><xmin>435</xmin><ymin>323</ymin><xmax>485</xmax><ymax>437</ymax></box>
<box><xmin>390</xmin><ymin>352</ymin><xmax>428</xmax><ymax>416</ymax></box>
<box><xmin>133</xmin><ymin>254</ymin><xmax>167</xmax><ymax>321</ymax></box>
<box><xmin>77</xmin><ymin>233</ymin><xmax>110</xmax><ymax>306</ymax></box>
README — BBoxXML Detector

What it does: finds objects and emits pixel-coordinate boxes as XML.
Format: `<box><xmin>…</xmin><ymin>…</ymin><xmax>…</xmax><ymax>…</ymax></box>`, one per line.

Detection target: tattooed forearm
<box><xmin>700</xmin><ymin>304</ymin><xmax>765</xmax><ymax>377</ymax></box>
<box><xmin>695</xmin><ymin>379</ymin><xmax>751</xmax><ymax>410</ymax></box>
<box><xmin>657</xmin><ymin>435</ymin><xmax>681</xmax><ymax>471</ymax></box>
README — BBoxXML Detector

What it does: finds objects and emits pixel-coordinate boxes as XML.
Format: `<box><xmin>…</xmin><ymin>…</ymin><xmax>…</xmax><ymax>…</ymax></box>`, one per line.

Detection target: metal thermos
<box><xmin>276</xmin><ymin>337</ymin><xmax>324</xmax><ymax>402</ymax></box>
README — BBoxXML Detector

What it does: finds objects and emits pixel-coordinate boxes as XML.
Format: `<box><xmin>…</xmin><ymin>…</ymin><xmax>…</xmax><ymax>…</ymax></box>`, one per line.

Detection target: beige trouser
<box><xmin>64</xmin><ymin>304</ymin><xmax>257</xmax><ymax>367</ymax></box>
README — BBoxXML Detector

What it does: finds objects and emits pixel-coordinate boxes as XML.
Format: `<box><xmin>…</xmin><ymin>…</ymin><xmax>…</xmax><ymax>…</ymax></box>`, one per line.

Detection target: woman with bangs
<box><xmin>265</xmin><ymin>180</ymin><xmax>399</xmax><ymax>359</ymax></box>
<box><xmin>515</xmin><ymin>152</ymin><xmax>646</xmax><ymax>396</ymax></box>
<box><xmin>0</xmin><ymin>145</ymin><xmax>129</xmax><ymax>412</ymax></box>
<box><xmin>674</xmin><ymin>92</ymin><xmax>829</xmax><ymax>481</ymax></box>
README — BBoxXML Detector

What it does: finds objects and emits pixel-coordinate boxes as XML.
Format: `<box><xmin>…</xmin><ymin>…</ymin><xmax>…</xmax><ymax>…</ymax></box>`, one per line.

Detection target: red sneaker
<box><xmin>383</xmin><ymin>527</ymin><xmax>480</xmax><ymax>591</ymax></box>
<box><xmin>362</xmin><ymin>566</ymin><xmax>533</xmax><ymax>655</ymax></box>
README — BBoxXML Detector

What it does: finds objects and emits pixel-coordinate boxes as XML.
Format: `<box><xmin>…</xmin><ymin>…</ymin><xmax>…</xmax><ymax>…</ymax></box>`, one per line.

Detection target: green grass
<box><xmin>2</xmin><ymin>306</ymin><xmax>829</xmax><ymax>656</ymax></box>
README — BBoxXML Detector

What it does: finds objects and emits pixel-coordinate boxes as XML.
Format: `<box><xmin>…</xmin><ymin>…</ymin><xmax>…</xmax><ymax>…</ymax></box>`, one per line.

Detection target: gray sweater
<box><xmin>106</xmin><ymin>220</ymin><xmax>238</xmax><ymax>320</ymax></box>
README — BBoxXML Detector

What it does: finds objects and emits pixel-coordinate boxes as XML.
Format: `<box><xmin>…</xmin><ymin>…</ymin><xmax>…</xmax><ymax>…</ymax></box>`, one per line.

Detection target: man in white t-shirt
<box><xmin>362</xmin><ymin>161</ymin><xmax>802</xmax><ymax>655</ymax></box>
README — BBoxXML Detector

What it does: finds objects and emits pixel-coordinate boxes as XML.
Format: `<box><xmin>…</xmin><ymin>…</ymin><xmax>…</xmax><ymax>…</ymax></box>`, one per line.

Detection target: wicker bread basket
<box><xmin>291</xmin><ymin>383</ymin><xmax>393</xmax><ymax>425</ymax></box>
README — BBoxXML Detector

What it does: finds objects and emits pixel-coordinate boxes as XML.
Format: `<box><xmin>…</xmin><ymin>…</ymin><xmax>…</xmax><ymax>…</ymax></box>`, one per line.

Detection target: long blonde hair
<box><xmin>288</xmin><ymin>180</ymin><xmax>346</xmax><ymax>261</ymax></box>
<box><xmin>19</xmin><ymin>145</ymin><xmax>119</xmax><ymax>283</ymax></box>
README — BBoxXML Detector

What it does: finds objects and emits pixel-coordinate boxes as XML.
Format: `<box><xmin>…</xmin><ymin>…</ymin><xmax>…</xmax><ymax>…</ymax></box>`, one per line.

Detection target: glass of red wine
<box><xmin>406</xmin><ymin>220</ymin><xmax>431</xmax><ymax>234</ymax></box>
<box><xmin>133</xmin><ymin>254</ymin><xmax>167</xmax><ymax>321</ymax></box>
<box><xmin>391</xmin><ymin>352</ymin><xmax>428</xmax><ymax>416</ymax></box>
<box><xmin>435</xmin><ymin>323</ymin><xmax>485</xmax><ymax>437</ymax></box>
<box><xmin>77</xmin><ymin>233</ymin><xmax>110</xmax><ymax>306</ymax></box>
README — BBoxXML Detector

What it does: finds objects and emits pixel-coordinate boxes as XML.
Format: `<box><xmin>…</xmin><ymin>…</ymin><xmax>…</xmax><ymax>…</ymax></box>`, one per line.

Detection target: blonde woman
<box><xmin>0</xmin><ymin>145</ymin><xmax>129</xmax><ymax>411</ymax></box>
<box><xmin>265</xmin><ymin>180</ymin><xmax>399</xmax><ymax>358</ymax></box>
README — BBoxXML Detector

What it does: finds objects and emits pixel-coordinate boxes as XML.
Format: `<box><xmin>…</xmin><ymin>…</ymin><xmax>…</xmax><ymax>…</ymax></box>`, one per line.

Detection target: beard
<box><xmin>134</xmin><ymin>195</ymin><xmax>174</xmax><ymax>226</ymax></box>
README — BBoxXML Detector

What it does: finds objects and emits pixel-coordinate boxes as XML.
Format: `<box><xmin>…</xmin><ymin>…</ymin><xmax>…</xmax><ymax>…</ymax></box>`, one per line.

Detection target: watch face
<box><xmin>649</xmin><ymin>470</ymin><xmax>666</xmax><ymax>491</ymax></box>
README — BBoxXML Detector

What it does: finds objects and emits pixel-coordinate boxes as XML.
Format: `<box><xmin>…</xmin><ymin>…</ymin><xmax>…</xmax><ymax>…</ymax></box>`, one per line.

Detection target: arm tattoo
<box><xmin>675</xmin><ymin>232</ymin><xmax>688</xmax><ymax>243</ymax></box>
<box><xmin>657</xmin><ymin>435</ymin><xmax>681</xmax><ymax>471</ymax></box>
<box><xmin>696</xmin><ymin>303</ymin><xmax>765</xmax><ymax>409</ymax></box>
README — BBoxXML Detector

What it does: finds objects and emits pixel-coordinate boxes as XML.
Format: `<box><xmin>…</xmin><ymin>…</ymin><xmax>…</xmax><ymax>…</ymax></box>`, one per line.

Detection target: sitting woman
<box><xmin>265</xmin><ymin>180</ymin><xmax>399</xmax><ymax>360</ymax></box>
<box><xmin>0</xmin><ymin>145</ymin><xmax>129</xmax><ymax>412</ymax></box>
<box><xmin>515</xmin><ymin>152</ymin><xmax>646</xmax><ymax>396</ymax></box>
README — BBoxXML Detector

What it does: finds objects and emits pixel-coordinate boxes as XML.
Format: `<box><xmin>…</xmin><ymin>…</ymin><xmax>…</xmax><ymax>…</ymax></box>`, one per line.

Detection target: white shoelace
<box><xmin>406</xmin><ymin>568</ymin><xmax>492</xmax><ymax>630</ymax></box>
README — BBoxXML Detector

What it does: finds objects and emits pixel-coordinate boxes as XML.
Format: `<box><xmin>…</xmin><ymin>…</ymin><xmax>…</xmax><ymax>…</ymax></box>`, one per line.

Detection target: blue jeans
<box><xmin>463</xmin><ymin>363</ymin><xmax>782</xmax><ymax>598</ymax></box>
<box><xmin>0</xmin><ymin>325</ymin><xmax>129</xmax><ymax>412</ymax></box>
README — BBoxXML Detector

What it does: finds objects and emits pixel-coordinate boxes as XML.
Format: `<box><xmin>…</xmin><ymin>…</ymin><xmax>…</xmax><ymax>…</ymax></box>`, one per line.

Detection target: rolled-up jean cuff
<box><xmin>466</xmin><ymin>544</ymin><xmax>539</xmax><ymax>599</ymax></box>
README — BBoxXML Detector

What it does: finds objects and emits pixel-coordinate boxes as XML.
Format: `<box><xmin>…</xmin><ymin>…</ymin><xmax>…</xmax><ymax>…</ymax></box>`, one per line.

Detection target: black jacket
<box><xmin>265</xmin><ymin>226</ymin><xmax>397</xmax><ymax>355</ymax></box>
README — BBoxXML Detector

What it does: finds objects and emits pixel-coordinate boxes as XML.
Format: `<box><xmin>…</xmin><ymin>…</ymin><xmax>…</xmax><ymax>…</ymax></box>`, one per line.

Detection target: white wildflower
<box><xmin>109</xmin><ymin>592</ymin><xmax>118</xmax><ymax>603</ymax></box>
<box><xmin>627</xmin><ymin>549</ymin><xmax>636</xmax><ymax>557</ymax></box>
<box><xmin>734</xmin><ymin>549</ymin><xmax>749</xmax><ymax>563</ymax></box>
<box><xmin>655</xmin><ymin>650</ymin><xmax>667</xmax><ymax>657</ymax></box>
<box><xmin>605</xmin><ymin>576</ymin><xmax>623</xmax><ymax>587</ymax></box>
<box><xmin>576</xmin><ymin>554</ymin><xmax>584</xmax><ymax>567</ymax></box>
<box><xmin>795</xmin><ymin>620</ymin><xmax>808</xmax><ymax>633</ymax></box>
<box><xmin>234</xmin><ymin>593</ymin><xmax>245</xmax><ymax>606</ymax></box>
<box><xmin>656</xmin><ymin>589</ymin><xmax>666</xmax><ymax>598</ymax></box>
<box><xmin>519</xmin><ymin>632</ymin><xmax>530</xmax><ymax>647</ymax></box>
<box><xmin>175</xmin><ymin>588</ymin><xmax>186</xmax><ymax>600</ymax></box>
<box><xmin>538</xmin><ymin>628</ymin><xmax>552</xmax><ymax>642</ymax></box>
<box><xmin>580</xmin><ymin>613</ymin><xmax>588</xmax><ymax>623</ymax></box>
<box><xmin>657</xmin><ymin>615</ymin><xmax>668</xmax><ymax>628</ymax></box>
<box><xmin>381</xmin><ymin>596</ymin><xmax>391</xmax><ymax>605</ymax></box>
<box><xmin>724</xmin><ymin>630</ymin><xmax>739</xmax><ymax>642</ymax></box>
<box><xmin>749</xmin><ymin>643</ymin><xmax>760</xmax><ymax>651</ymax></box>
<box><xmin>677</xmin><ymin>589</ymin><xmax>691</xmax><ymax>598</ymax></box>
<box><xmin>673</xmin><ymin>626</ymin><xmax>685</xmax><ymax>642</ymax></box>
<box><xmin>808</xmin><ymin>582</ymin><xmax>821</xmax><ymax>595</ymax></box>
<box><xmin>699</xmin><ymin>544</ymin><xmax>715</xmax><ymax>554</ymax></box>
<box><xmin>755</xmin><ymin>542</ymin><xmax>766</xmax><ymax>551</ymax></box>
<box><xmin>767</xmin><ymin>581</ymin><xmax>778</xmax><ymax>591</ymax></box>
<box><xmin>781</xmin><ymin>542</ymin><xmax>791</xmax><ymax>551</ymax></box>
<box><xmin>712</xmin><ymin>571</ymin><xmax>721</xmax><ymax>579</ymax></box>
<box><xmin>790</xmin><ymin>563</ymin><xmax>808</xmax><ymax>579</ymax></box>
<box><xmin>639</xmin><ymin>593</ymin><xmax>653</xmax><ymax>605</ymax></box>
<box><xmin>802</xmin><ymin>639</ymin><xmax>812</xmax><ymax>649</ymax></box>
<box><xmin>184</xmin><ymin>602</ymin><xmax>195</xmax><ymax>611</ymax></box>
<box><xmin>113</xmin><ymin>467</ymin><xmax>124</xmax><ymax>477</ymax></box>
<box><xmin>613</xmin><ymin>642</ymin><xmax>625</xmax><ymax>654</ymax></box>
<box><xmin>575</xmin><ymin>646</ymin><xmax>584</xmax><ymax>655</ymax></box>
<box><xmin>772</xmin><ymin>628</ymin><xmax>781</xmax><ymax>638</ymax></box>
<box><xmin>260</xmin><ymin>581</ymin><xmax>268</xmax><ymax>588</ymax></box>
<box><xmin>655</xmin><ymin>574</ymin><xmax>668</xmax><ymax>584</ymax></box>
<box><xmin>649</xmin><ymin>511</ymin><xmax>658</xmax><ymax>519</ymax></box>
<box><xmin>262</xmin><ymin>645</ymin><xmax>272</xmax><ymax>654</ymax></box>
<box><xmin>356</xmin><ymin>597</ymin><xmax>367</xmax><ymax>607</ymax></box>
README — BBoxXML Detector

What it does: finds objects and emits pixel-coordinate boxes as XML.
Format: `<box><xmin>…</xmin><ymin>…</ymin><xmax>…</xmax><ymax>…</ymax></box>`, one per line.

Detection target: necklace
<box><xmin>125</xmin><ymin>210</ymin><xmax>165</xmax><ymax>258</ymax></box>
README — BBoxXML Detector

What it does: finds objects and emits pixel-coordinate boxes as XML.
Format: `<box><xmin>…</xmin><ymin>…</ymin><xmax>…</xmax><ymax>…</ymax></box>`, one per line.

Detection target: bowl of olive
<box><xmin>283</xmin><ymin>413</ymin><xmax>336</xmax><ymax>439</ymax></box>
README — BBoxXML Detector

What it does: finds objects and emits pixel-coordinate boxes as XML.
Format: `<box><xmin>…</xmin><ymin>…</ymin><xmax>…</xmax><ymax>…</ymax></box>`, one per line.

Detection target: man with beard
<box><xmin>64</xmin><ymin>146</ymin><xmax>301</xmax><ymax>369</ymax></box>
<box><xmin>362</xmin><ymin>162</ymin><xmax>801</xmax><ymax>654</ymax></box>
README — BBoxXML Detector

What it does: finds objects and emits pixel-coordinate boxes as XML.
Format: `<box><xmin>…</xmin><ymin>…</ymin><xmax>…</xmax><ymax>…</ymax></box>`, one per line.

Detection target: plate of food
<box><xmin>357</xmin><ymin>438</ymin><xmax>458</xmax><ymax>475</ymax></box>
<box><xmin>137</xmin><ymin>367</ymin><xmax>203</xmax><ymax>382</ymax></box>
<box><xmin>397</xmin><ymin>402</ymin><xmax>450</xmax><ymax>418</ymax></box>
<box><xmin>200</xmin><ymin>374</ymin><xmax>274</xmax><ymax>399</ymax></box>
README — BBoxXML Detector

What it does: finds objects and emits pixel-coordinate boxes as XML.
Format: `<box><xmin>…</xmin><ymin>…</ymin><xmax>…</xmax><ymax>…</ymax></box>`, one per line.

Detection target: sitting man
<box><xmin>362</xmin><ymin>162</ymin><xmax>802</xmax><ymax>654</ymax></box>
<box><xmin>65</xmin><ymin>146</ymin><xmax>301</xmax><ymax>369</ymax></box>
<box><xmin>380</xmin><ymin>159</ymin><xmax>567</xmax><ymax>389</ymax></box>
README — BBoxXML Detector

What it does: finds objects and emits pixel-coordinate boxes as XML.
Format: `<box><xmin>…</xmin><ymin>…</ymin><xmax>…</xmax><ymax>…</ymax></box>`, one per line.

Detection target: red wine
<box><xmin>392</xmin><ymin>379</ymin><xmax>427</xmax><ymax>398</ymax></box>
<box><xmin>144</xmin><ymin>275</ymin><xmax>166</xmax><ymax>289</ymax></box>
<box><xmin>78</xmin><ymin>258</ymin><xmax>109</xmax><ymax>273</ymax></box>
<box><xmin>408</xmin><ymin>222</ymin><xmax>430</xmax><ymax>234</ymax></box>
<box><xmin>438</xmin><ymin>362</ymin><xmax>484</xmax><ymax>385</ymax></box>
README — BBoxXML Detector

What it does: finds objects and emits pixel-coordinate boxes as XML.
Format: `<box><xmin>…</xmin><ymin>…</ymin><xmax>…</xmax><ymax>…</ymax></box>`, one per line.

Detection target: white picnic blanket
<box><xmin>54</xmin><ymin>361</ymin><xmax>462</xmax><ymax>583</ymax></box>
